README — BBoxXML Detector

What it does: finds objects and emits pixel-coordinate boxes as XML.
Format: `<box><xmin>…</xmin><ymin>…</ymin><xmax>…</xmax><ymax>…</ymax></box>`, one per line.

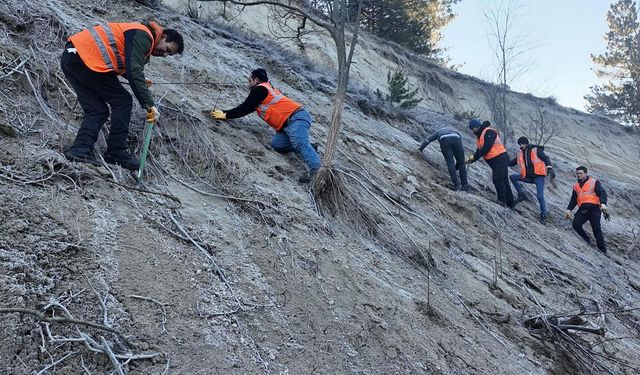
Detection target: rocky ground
<box><xmin>1</xmin><ymin>0</ymin><xmax>639</xmax><ymax>374</ymax></box>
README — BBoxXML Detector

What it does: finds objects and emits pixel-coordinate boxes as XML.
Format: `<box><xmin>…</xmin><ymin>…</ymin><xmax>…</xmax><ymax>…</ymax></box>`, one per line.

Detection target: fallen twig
<box><xmin>34</xmin><ymin>351</ymin><xmax>77</xmax><ymax>375</ymax></box>
<box><xmin>100</xmin><ymin>336</ymin><xmax>124</xmax><ymax>375</ymax></box>
<box><xmin>0</xmin><ymin>307</ymin><xmax>123</xmax><ymax>337</ymax></box>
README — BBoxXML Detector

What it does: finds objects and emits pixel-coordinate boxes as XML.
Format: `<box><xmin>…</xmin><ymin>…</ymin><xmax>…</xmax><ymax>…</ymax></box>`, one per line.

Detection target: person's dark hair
<box><xmin>576</xmin><ymin>166</ymin><xmax>588</xmax><ymax>173</ymax></box>
<box><xmin>164</xmin><ymin>29</ymin><xmax>184</xmax><ymax>54</ymax></box>
<box><xmin>251</xmin><ymin>68</ymin><xmax>268</xmax><ymax>82</ymax></box>
<box><xmin>517</xmin><ymin>136</ymin><xmax>529</xmax><ymax>145</ymax></box>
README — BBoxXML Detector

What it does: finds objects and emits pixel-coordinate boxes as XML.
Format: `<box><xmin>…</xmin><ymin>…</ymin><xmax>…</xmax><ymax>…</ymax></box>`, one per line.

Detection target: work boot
<box><xmin>65</xmin><ymin>147</ymin><xmax>101</xmax><ymax>166</ymax></box>
<box><xmin>103</xmin><ymin>149</ymin><xmax>140</xmax><ymax>171</ymax></box>
<box><xmin>540</xmin><ymin>213</ymin><xmax>547</xmax><ymax>225</ymax></box>
<box><xmin>447</xmin><ymin>183</ymin><xmax>461</xmax><ymax>191</ymax></box>
<box><xmin>460</xmin><ymin>184</ymin><xmax>471</xmax><ymax>192</ymax></box>
<box><xmin>514</xmin><ymin>193</ymin><xmax>529</xmax><ymax>204</ymax></box>
<box><xmin>311</xmin><ymin>143</ymin><xmax>319</xmax><ymax>152</ymax></box>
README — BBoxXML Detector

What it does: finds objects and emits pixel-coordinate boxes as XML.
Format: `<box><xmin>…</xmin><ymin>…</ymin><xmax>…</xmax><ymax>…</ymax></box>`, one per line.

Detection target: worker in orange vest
<box><xmin>465</xmin><ymin>120</ymin><xmax>515</xmax><ymax>208</ymax></box>
<box><xmin>210</xmin><ymin>69</ymin><xmax>320</xmax><ymax>183</ymax></box>
<box><xmin>508</xmin><ymin>137</ymin><xmax>555</xmax><ymax>224</ymax></box>
<box><xmin>62</xmin><ymin>21</ymin><xmax>184</xmax><ymax>170</ymax></box>
<box><xmin>565</xmin><ymin>166</ymin><xmax>608</xmax><ymax>253</ymax></box>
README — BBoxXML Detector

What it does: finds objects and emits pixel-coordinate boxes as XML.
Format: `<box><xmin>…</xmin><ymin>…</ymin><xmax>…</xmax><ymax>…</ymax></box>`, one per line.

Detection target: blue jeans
<box><xmin>271</xmin><ymin>109</ymin><xmax>320</xmax><ymax>173</ymax></box>
<box><xmin>510</xmin><ymin>174</ymin><xmax>546</xmax><ymax>214</ymax></box>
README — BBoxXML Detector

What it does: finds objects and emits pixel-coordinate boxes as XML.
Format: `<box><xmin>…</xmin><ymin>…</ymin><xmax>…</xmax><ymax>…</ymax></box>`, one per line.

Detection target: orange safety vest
<box><xmin>255</xmin><ymin>82</ymin><xmax>302</xmax><ymax>131</ymax></box>
<box><xmin>69</xmin><ymin>22</ymin><xmax>163</xmax><ymax>75</ymax></box>
<box><xmin>476</xmin><ymin>127</ymin><xmax>507</xmax><ymax>160</ymax></box>
<box><xmin>573</xmin><ymin>178</ymin><xmax>601</xmax><ymax>207</ymax></box>
<box><xmin>517</xmin><ymin>147</ymin><xmax>547</xmax><ymax>178</ymax></box>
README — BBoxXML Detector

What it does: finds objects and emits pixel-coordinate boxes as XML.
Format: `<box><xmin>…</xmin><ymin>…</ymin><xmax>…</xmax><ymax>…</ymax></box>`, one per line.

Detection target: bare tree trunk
<box><xmin>321</xmin><ymin>36</ymin><xmax>349</xmax><ymax>168</ymax></box>
<box><xmin>314</xmin><ymin>0</ymin><xmax>363</xmax><ymax>214</ymax></box>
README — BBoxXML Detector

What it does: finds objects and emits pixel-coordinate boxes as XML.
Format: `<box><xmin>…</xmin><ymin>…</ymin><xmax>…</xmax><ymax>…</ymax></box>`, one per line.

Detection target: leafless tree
<box><xmin>200</xmin><ymin>0</ymin><xmax>365</xmax><ymax>212</ymax></box>
<box><xmin>484</xmin><ymin>0</ymin><xmax>534</xmax><ymax>147</ymax></box>
<box><xmin>525</xmin><ymin>104</ymin><xmax>560</xmax><ymax>146</ymax></box>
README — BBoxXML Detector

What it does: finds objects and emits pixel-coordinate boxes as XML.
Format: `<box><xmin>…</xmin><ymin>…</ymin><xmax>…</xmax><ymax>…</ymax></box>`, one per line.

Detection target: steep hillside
<box><xmin>1</xmin><ymin>1</ymin><xmax>639</xmax><ymax>374</ymax></box>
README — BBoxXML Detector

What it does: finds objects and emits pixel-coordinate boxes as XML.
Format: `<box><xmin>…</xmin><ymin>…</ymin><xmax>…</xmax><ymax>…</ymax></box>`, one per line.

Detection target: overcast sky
<box><xmin>441</xmin><ymin>0</ymin><xmax>615</xmax><ymax>111</ymax></box>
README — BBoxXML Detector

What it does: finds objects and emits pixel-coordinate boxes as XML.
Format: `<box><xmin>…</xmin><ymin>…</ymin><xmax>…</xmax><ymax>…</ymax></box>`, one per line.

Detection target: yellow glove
<box><xmin>465</xmin><ymin>155</ymin><xmax>475</xmax><ymax>164</ymax></box>
<box><xmin>565</xmin><ymin>210</ymin><xmax>572</xmax><ymax>219</ymax></box>
<box><xmin>211</xmin><ymin>109</ymin><xmax>227</xmax><ymax>121</ymax></box>
<box><xmin>147</xmin><ymin>106</ymin><xmax>160</xmax><ymax>123</ymax></box>
<box><xmin>145</xmin><ymin>79</ymin><xmax>153</xmax><ymax>88</ymax></box>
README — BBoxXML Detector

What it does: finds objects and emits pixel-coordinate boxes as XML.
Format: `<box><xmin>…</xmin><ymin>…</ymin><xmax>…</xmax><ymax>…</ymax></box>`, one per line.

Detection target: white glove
<box><xmin>600</xmin><ymin>204</ymin><xmax>607</xmax><ymax>211</ymax></box>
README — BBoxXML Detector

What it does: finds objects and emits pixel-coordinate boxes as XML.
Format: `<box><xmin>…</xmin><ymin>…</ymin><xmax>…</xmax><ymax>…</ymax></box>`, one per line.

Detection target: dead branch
<box><xmin>0</xmin><ymin>307</ymin><xmax>123</xmax><ymax>337</ymax></box>
<box><xmin>34</xmin><ymin>351</ymin><xmax>77</xmax><ymax>375</ymax></box>
<box><xmin>100</xmin><ymin>336</ymin><xmax>124</xmax><ymax>375</ymax></box>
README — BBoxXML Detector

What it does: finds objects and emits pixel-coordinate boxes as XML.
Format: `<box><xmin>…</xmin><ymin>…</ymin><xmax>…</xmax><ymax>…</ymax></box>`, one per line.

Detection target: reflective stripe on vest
<box><xmin>69</xmin><ymin>23</ymin><xmax>156</xmax><ymax>75</ymax></box>
<box><xmin>517</xmin><ymin>147</ymin><xmax>547</xmax><ymax>178</ymax></box>
<box><xmin>255</xmin><ymin>82</ymin><xmax>302</xmax><ymax>131</ymax></box>
<box><xmin>101</xmin><ymin>24</ymin><xmax>125</xmax><ymax>72</ymax></box>
<box><xmin>257</xmin><ymin>85</ymin><xmax>284</xmax><ymax>118</ymax></box>
<box><xmin>574</xmin><ymin>178</ymin><xmax>601</xmax><ymax>207</ymax></box>
<box><xmin>476</xmin><ymin>127</ymin><xmax>507</xmax><ymax>160</ymax></box>
<box><xmin>87</xmin><ymin>26</ymin><xmax>115</xmax><ymax>70</ymax></box>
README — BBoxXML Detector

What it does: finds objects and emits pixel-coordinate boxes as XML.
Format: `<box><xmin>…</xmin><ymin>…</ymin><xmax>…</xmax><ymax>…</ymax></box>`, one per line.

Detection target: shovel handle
<box><xmin>136</xmin><ymin>114</ymin><xmax>155</xmax><ymax>187</ymax></box>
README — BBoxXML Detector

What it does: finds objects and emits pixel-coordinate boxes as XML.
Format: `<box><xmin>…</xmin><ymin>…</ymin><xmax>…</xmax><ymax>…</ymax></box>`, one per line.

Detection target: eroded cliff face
<box><xmin>0</xmin><ymin>0</ymin><xmax>638</xmax><ymax>374</ymax></box>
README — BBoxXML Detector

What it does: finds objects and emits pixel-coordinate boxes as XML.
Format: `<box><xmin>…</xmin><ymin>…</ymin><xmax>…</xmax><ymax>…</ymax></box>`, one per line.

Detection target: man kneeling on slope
<box><xmin>210</xmin><ymin>69</ymin><xmax>320</xmax><ymax>183</ymax></box>
<box><xmin>63</xmin><ymin>21</ymin><xmax>183</xmax><ymax>170</ymax></box>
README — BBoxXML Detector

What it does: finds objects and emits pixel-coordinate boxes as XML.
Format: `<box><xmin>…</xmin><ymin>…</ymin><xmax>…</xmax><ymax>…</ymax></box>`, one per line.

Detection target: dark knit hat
<box><xmin>251</xmin><ymin>68</ymin><xmax>268</xmax><ymax>82</ymax></box>
<box><xmin>517</xmin><ymin>136</ymin><xmax>529</xmax><ymax>145</ymax></box>
<box><xmin>468</xmin><ymin>119</ymin><xmax>483</xmax><ymax>129</ymax></box>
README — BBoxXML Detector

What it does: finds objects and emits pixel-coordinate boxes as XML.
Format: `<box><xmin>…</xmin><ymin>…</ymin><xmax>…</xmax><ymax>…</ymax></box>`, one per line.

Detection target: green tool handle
<box><xmin>136</xmin><ymin>113</ymin><xmax>155</xmax><ymax>187</ymax></box>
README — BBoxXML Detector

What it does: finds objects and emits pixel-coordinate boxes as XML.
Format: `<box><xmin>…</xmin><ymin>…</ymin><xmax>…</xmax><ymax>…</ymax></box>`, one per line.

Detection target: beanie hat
<box><xmin>468</xmin><ymin>119</ymin><xmax>483</xmax><ymax>130</ymax></box>
<box><xmin>251</xmin><ymin>68</ymin><xmax>268</xmax><ymax>82</ymax></box>
<box><xmin>517</xmin><ymin>136</ymin><xmax>529</xmax><ymax>145</ymax></box>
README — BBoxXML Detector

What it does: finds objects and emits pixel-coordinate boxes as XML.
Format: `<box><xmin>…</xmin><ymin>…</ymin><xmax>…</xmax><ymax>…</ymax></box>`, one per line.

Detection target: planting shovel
<box><xmin>136</xmin><ymin>108</ymin><xmax>155</xmax><ymax>187</ymax></box>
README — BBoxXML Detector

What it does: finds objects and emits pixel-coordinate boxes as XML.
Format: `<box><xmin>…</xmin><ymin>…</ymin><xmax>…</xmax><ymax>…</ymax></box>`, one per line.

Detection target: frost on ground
<box><xmin>1</xmin><ymin>0</ymin><xmax>639</xmax><ymax>374</ymax></box>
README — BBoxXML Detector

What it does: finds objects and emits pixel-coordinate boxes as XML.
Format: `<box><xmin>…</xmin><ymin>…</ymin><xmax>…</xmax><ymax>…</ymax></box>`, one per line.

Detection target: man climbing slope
<box><xmin>508</xmin><ymin>136</ymin><xmax>555</xmax><ymax>224</ymax></box>
<box><xmin>419</xmin><ymin>127</ymin><xmax>469</xmax><ymax>191</ymax></box>
<box><xmin>62</xmin><ymin>20</ymin><xmax>184</xmax><ymax>170</ymax></box>
<box><xmin>465</xmin><ymin>119</ymin><xmax>515</xmax><ymax>208</ymax></box>
<box><xmin>210</xmin><ymin>68</ymin><xmax>320</xmax><ymax>183</ymax></box>
<box><xmin>565</xmin><ymin>166</ymin><xmax>608</xmax><ymax>254</ymax></box>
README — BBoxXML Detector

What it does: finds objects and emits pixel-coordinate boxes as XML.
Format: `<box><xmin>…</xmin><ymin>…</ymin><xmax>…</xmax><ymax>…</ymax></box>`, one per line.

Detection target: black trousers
<box><xmin>61</xmin><ymin>44</ymin><xmax>132</xmax><ymax>153</ymax></box>
<box><xmin>486</xmin><ymin>153</ymin><xmax>514</xmax><ymax>207</ymax></box>
<box><xmin>440</xmin><ymin>137</ymin><xmax>467</xmax><ymax>187</ymax></box>
<box><xmin>573</xmin><ymin>205</ymin><xmax>606</xmax><ymax>251</ymax></box>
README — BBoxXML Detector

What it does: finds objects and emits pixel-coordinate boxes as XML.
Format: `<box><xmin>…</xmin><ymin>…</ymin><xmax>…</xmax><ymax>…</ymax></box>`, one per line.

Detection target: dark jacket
<box><xmin>472</xmin><ymin>123</ymin><xmax>502</xmax><ymax>161</ymax></box>
<box><xmin>567</xmin><ymin>176</ymin><xmax>608</xmax><ymax>210</ymax></box>
<box><xmin>123</xmin><ymin>24</ymin><xmax>158</xmax><ymax>108</ymax></box>
<box><xmin>224</xmin><ymin>85</ymin><xmax>269</xmax><ymax>119</ymax></box>
<box><xmin>420</xmin><ymin>127</ymin><xmax>462</xmax><ymax>150</ymax></box>
<box><xmin>508</xmin><ymin>144</ymin><xmax>552</xmax><ymax>178</ymax></box>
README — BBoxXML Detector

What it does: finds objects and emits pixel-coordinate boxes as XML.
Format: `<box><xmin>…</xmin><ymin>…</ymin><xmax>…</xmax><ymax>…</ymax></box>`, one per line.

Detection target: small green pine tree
<box><xmin>384</xmin><ymin>69</ymin><xmax>422</xmax><ymax>109</ymax></box>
